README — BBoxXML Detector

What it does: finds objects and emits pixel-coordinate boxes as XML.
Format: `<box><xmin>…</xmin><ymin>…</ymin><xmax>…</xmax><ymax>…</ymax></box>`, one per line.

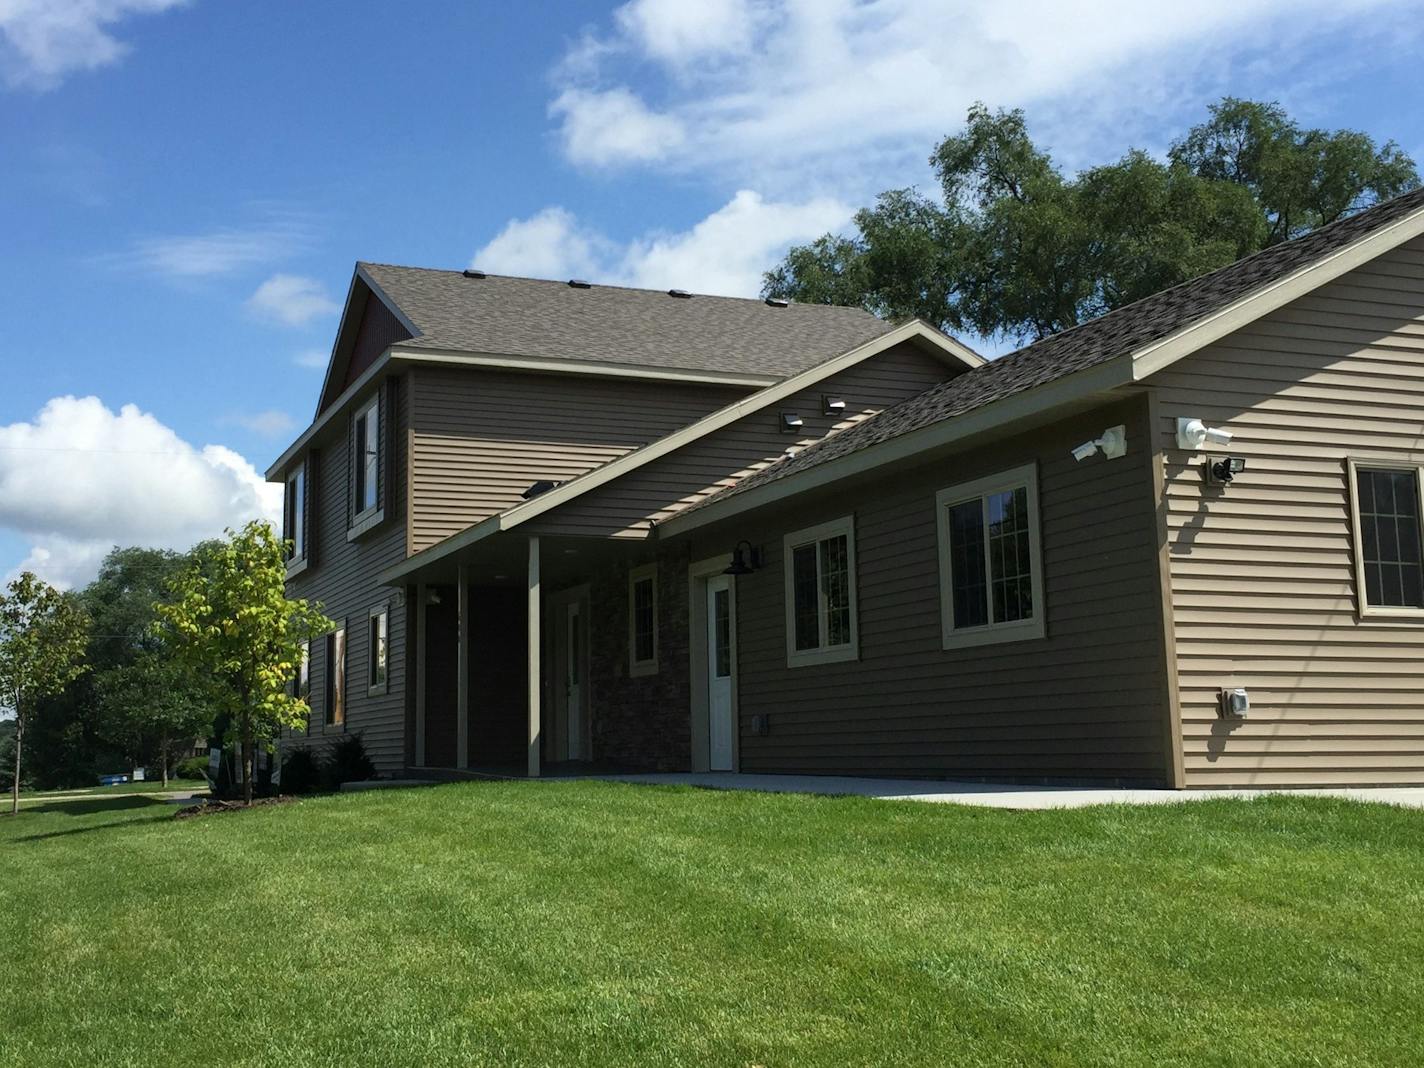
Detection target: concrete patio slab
<box><xmin>596</xmin><ymin>772</ymin><xmax>1424</xmax><ymax>810</ymax></box>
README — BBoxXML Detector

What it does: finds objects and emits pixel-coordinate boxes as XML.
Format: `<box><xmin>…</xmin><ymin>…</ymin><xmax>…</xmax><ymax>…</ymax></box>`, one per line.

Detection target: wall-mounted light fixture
<box><xmin>426</xmin><ymin>588</ymin><xmax>443</xmax><ymax>606</ymax></box>
<box><xmin>1218</xmin><ymin>687</ymin><xmax>1250</xmax><ymax>718</ymax></box>
<box><xmin>1071</xmin><ymin>424</ymin><xmax>1128</xmax><ymax>462</ymax></box>
<box><xmin>821</xmin><ymin>395</ymin><xmax>846</xmax><ymax>417</ymax></box>
<box><xmin>1206</xmin><ymin>456</ymin><xmax>1247</xmax><ymax>485</ymax></box>
<box><xmin>1176</xmin><ymin>417</ymin><xmax>1233</xmax><ymax>451</ymax></box>
<box><xmin>779</xmin><ymin>411</ymin><xmax>804</xmax><ymax>434</ymax></box>
<box><xmin>723</xmin><ymin>540</ymin><xmax>763</xmax><ymax>576</ymax></box>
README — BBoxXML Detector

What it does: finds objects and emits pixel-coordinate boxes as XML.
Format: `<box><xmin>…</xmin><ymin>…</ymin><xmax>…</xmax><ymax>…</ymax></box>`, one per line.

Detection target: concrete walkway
<box><xmin>598</xmin><ymin>772</ymin><xmax>1424</xmax><ymax>810</ymax></box>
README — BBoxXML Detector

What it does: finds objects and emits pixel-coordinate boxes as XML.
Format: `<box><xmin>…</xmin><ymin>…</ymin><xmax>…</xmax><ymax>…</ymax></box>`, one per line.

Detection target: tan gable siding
<box><xmin>407</xmin><ymin>368</ymin><xmax>746</xmax><ymax>552</ymax></box>
<box><xmin>285</xmin><ymin>375</ymin><xmax>410</xmax><ymax>774</ymax></box>
<box><xmin>526</xmin><ymin>342</ymin><xmax>957</xmax><ymax>540</ymax></box>
<box><xmin>686</xmin><ymin>395</ymin><xmax>1171</xmax><ymax>782</ymax></box>
<box><xmin>1148</xmin><ymin>235</ymin><xmax>1424</xmax><ymax>787</ymax></box>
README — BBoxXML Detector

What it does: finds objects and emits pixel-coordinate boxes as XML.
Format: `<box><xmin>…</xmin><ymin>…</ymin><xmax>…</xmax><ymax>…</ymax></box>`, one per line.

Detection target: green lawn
<box><xmin>1</xmin><ymin>782</ymin><xmax>1421</xmax><ymax>1067</ymax></box>
<box><xmin>15</xmin><ymin>778</ymin><xmax>207</xmax><ymax>801</ymax></box>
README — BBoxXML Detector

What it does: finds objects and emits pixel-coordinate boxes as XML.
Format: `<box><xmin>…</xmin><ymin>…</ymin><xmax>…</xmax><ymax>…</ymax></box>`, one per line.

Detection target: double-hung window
<box><xmin>1348</xmin><ymin>460</ymin><xmax>1424</xmax><ymax>618</ymax></box>
<box><xmin>628</xmin><ymin>564</ymin><xmax>658</xmax><ymax>676</ymax></box>
<box><xmin>368</xmin><ymin>606</ymin><xmax>389</xmax><ymax>695</ymax></box>
<box><xmin>284</xmin><ymin>460</ymin><xmax>306</xmax><ymax>565</ymax></box>
<box><xmin>783</xmin><ymin>516</ymin><xmax>858</xmax><ymax>666</ymax></box>
<box><xmin>936</xmin><ymin>464</ymin><xmax>1045</xmax><ymax>649</ymax></box>
<box><xmin>351</xmin><ymin>395</ymin><xmax>381</xmax><ymax>531</ymax></box>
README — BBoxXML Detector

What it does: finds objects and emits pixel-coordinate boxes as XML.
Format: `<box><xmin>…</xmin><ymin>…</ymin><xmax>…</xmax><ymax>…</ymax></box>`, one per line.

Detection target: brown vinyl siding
<box><xmin>284</xmin><ymin>374</ymin><xmax>410</xmax><ymax>773</ymax></box>
<box><xmin>408</xmin><ymin>368</ymin><xmax>747</xmax><ymax>552</ymax></box>
<box><xmin>1148</xmin><ymin>235</ymin><xmax>1424</xmax><ymax>787</ymax></box>
<box><xmin>528</xmin><ymin>342</ymin><xmax>958</xmax><ymax>540</ymax></box>
<box><xmin>688</xmin><ymin>395</ymin><xmax>1170</xmax><ymax>782</ymax></box>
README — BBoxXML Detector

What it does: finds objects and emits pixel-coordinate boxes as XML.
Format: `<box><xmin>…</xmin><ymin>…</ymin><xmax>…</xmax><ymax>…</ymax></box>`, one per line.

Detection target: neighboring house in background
<box><xmin>269</xmin><ymin>185</ymin><xmax>1424</xmax><ymax>789</ymax></box>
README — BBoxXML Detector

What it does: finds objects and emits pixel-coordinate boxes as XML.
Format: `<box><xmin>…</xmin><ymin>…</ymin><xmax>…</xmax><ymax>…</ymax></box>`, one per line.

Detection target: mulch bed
<box><xmin>175</xmin><ymin>796</ymin><xmax>301</xmax><ymax>820</ymax></box>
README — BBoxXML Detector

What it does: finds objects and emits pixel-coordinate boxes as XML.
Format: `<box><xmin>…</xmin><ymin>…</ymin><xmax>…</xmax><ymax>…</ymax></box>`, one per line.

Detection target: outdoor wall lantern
<box><xmin>724</xmin><ymin>540</ymin><xmax>763</xmax><ymax>576</ymax></box>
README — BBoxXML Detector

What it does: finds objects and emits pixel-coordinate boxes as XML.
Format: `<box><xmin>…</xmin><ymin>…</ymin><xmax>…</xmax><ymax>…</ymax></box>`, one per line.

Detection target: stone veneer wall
<box><xmin>587</xmin><ymin>543</ymin><xmax>693</xmax><ymax>770</ymax></box>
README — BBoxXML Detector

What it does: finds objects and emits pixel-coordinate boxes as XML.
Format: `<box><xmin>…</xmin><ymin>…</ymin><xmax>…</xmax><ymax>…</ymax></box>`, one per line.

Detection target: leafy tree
<box><xmin>156</xmin><ymin>522</ymin><xmax>332</xmax><ymax>804</ymax></box>
<box><xmin>764</xmin><ymin>99</ymin><xmax>1418</xmax><ymax>345</ymax></box>
<box><xmin>96</xmin><ymin>651</ymin><xmax>216</xmax><ymax>786</ymax></box>
<box><xmin>0</xmin><ymin>573</ymin><xmax>90</xmax><ymax>815</ymax></box>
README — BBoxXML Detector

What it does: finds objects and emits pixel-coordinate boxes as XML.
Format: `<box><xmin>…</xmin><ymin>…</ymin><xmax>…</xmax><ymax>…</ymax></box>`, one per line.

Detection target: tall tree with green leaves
<box><xmin>0</xmin><ymin>573</ymin><xmax>90</xmax><ymax>815</ymax></box>
<box><xmin>96</xmin><ymin>651</ymin><xmax>216</xmax><ymax>786</ymax></box>
<box><xmin>156</xmin><ymin>522</ymin><xmax>331</xmax><ymax>804</ymax></box>
<box><xmin>764</xmin><ymin>99</ymin><xmax>1419</xmax><ymax>345</ymax></box>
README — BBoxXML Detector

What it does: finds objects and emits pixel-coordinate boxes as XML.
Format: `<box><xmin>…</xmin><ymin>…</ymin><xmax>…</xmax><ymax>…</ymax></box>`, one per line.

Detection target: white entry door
<box><xmin>706</xmin><ymin>575</ymin><xmax>735</xmax><ymax>771</ymax></box>
<box><xmin>566</xmin><ymin>601</ymin><xmax>583</xmax><ymax>761</ymax></box>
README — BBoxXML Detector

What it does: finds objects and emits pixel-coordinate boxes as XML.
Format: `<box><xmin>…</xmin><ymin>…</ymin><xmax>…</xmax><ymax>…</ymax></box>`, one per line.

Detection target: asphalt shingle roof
<box><xmin>680</xmin><ymin>185</ymin><xmax>1424</xmax><ymax>515</ymax></box>
<box><xmin>358</xmin><ymin>263</ymin><xmax>896</xmax><ymax>380</ymax></box>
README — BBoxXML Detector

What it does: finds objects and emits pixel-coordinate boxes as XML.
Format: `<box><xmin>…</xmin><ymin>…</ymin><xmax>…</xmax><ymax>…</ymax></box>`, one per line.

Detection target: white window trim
<box><xmin>352</xmin><ymin>395</ymin><xmax>381</xmax><ymax>526</ymax></box>
<box><xmin>936</xmin><ymin>463</ymin><xmax>1046</xmax><ymax>651</ymax></box>
<box><xmin>367</xmin><ymin>604</ymin><xmax>390</xmax><ymax>696</ymax></box>
<box><xmin>1346</xmin><ymin>458</ymin><xmax>1424</xmax><ymax>622</ymax></box>
<box><xmin>782</xmin><ymin>515</ymin><xmax>859</xmax><ymax>668</ymax></box>
<box><xmin>628</xmin><ymin>563</ymin><xmax>659</xmax><ymax>677</ymax></box>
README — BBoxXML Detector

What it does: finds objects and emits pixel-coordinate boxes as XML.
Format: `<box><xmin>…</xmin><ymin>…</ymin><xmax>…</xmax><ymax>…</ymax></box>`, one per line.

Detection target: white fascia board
<box><xmin>657</xmin><ymin>355</ymin><xmax>1135</xmax><ymax>537</ymax></box>
<box><xmin>1131</xmin><ymin>202</ymin><xmax>1424</xmax><ymax>381</ymax></box>
<box><xmin>265</xmin><ymin>351</ymin><xmax>391</xmax><ymax>481</ymax></box>
<box><xmin>387</xmin><ymin>347</ymin><xmax>779</xmax><ymax>389</ymax></box>
<box><xmin>376</xmin><ymin>319</ymin><xmax>973</xmax><ymax>583</ymax></box>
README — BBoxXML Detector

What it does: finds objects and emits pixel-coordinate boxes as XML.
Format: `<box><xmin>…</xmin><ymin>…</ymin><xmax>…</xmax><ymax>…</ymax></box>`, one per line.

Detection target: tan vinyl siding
<box><xmin>689</xmin><ymin>396</ymin><xmax>1170</xmax><ymax>782</ymax></box>
<box><xmin>408</xmin><ymin>368</ymin><xmax>745</xmax><ymax>552</ymax></box>
<box><xmin>284</xmin><ymin>375</ymin><xmax>410</xmax><ymax>773</ymax></box>
<box><xmin>1148</xmin><ymin>235</ymin><xmax>1424</xmax><ymax>787</ymax></box>
<box><xmin>528</xmin><ymin>342</ymin><xmax>957</xmax><ymax>540</ymax></box>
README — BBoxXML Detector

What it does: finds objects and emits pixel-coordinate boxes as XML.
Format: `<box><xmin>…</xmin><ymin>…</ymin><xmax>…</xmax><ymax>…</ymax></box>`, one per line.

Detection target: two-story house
<box><xmin>271</xmin><ymin>186</ymin><xmax>1424</xmax><ymax>788</ymax></box>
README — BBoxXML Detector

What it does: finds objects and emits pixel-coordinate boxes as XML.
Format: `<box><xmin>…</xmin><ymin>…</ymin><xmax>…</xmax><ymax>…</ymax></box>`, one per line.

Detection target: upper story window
<box><xmin>783</xmin><ymin>516</ymin><xmax>858</xmax><ymax>667</ymax></box>
<box><xmin>284</xmin><ymin>460</ymin><xmax>306</xmax><ymax>564</ymax></box>
<box><xmin>1349</xmin><ymin>460</ymin><xmax>1424</xmax><ymax>617</ymax></box>
<box><xmin>936</xmin><ymin>463</ymin><xmax>1045</xmax><ymax>650</ymax></box>
<box><xmin>354</xmin><ymin>396</ymin><xmax>380</xmax><ymax>517</ymax></box>
<box><xmin>628</xmin><ymin>564</ymin><xmax>658</xmax><ymax>676</ymax></box>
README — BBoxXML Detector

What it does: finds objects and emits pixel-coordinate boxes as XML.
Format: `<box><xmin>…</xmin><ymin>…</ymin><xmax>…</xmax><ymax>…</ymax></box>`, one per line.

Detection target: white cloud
<box><xmin>0</xmin><ymin>0</ymin><xmax>188</xmax><ymax>91</ymax></box>
<box><xmin>550</xmin><ymin>87</ymin><xmax>686</xmax><ymax>167</ymax></box>
<box><xmin>294</xmin><ymin>348</ymin><xmax>329</xmax><ymax>370</ymax></box>
<box><xmin>472</xmin><ymin>190</ymin><xmax>852</xmax><ymax>298</ymax></box>
<box><xmin>221</xmin><ymin>410</ymin><xmax>297</xmax><ymax>438</ymax></box>
<box><xmin>247</xmin><ymin>273</ymin><xmax>339</xmax><ymax>328</ymax></box>
<box><xmin>551</xmin><ymin>0</ymin><xmax>1409</xmax><ymax>183</ymax></box>
<box><xmin>110</xmin><ymin>225</ymin><xmax>304</xmax><ymax>279</ymax></box>
<box><xmin>0</xmin><ymin>396</ymin><xmax>281</xmax><ymax>589</ymax></box>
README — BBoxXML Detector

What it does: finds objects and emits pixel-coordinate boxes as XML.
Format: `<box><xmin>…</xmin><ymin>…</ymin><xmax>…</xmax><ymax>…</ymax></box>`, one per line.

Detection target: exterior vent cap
<box><xmin>668</xmin><ymin>288</ymin><xmax>693</xmax><ymax>298</ymax></box>
<box><xmin>568</xmin><ymin>278</ymin><xmax>592</xmax><ymax>289</ymax></box>
<box><xmin>521</xmin><ymin>479</ymin><xmax>561</xmax><ymax>500</ymax></box>
<box><xmin>765</xmin><ymin>296</ymin><xmax>789</xmax><ymax>307</ymax></box>
<box><xmin>463</xmin><ymin>268</ymin><xmax>486</xmax><ymax>279</ymax></box>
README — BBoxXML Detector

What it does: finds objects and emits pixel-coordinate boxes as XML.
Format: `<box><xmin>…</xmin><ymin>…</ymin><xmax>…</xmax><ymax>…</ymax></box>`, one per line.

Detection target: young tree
<box><xmin>764</xmin><ymin>99</ymin><xmax>1419</xmax><ymax>345</ymax></box>
<box><xmin>0</xmin><ymin>573</ymin><xmax>90</xmax><ymax>815</ymax></box>
<box><xmin>156</xmin><ymin>522</ymin><xmax>331</xmax><ymax>804</ymax></box>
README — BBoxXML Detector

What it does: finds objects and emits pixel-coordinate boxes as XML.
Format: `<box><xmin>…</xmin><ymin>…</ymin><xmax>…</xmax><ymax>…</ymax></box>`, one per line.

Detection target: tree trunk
<box><xmin>160</xmin><ymin>732</ymin><xmax>170</xmax><ymax>788</ymax></box>
<box><xmin>10</xmin><ymin>707</ymin><xmax>22</xmax><ymax>817</ymax></box>
<box><xmin>242</xmin><ymin>723</ymin><xmax>254</xmax><ymax>806</ymax></box>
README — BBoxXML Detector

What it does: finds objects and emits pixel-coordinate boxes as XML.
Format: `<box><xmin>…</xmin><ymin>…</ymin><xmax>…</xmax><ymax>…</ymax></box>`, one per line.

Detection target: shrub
<box><xmin>322</xmin><ymin>733</ymin><xmax>376</xmax><ymax>789</ymax></box>
<box><xmin>280</xmin><ymin>748</ymin><xmax>322</xmax><ymax>795</ymax></box>
<box><xmin>175</xmin><ymin>755</ymin><xmax>209</xmax><ymax>781</ymax></box>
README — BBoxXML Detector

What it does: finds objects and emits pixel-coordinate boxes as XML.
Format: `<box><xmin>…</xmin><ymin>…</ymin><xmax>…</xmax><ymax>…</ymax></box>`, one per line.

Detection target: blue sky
<box><xmin>2</xmin><ymin>0</ymin><xmax>1423</xmax><ymax>586</ymax></box>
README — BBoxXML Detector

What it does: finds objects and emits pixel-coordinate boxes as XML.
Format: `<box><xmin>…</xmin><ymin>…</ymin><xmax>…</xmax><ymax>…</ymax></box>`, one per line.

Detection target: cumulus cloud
<box><xmin>221</xmin><ymin>409</ymin><xmax>297</xmax><ymax>438</ymax></box>
<box><xmin>472</xmin><ymin>190</ymin><xmax>851</xmax><ymax>298</ymax></box>
<box><xmin>247</xmin><ymin>273</ymin><xmax>340</xmax><ymax>328</ymax></box>
<box><xmin>550</xmin><ymin>0</ymin><xmax>1409</xmax><ymax>183</ymax></box>
<box><xmin>0</xmin><ymin>0</ymin><xmax>187</xmax><ymax>90</ymax></box>
<box><xmin>0</xmin><ymin>396</ymin><xmax>281</xmax><ymax>588</ymax></box>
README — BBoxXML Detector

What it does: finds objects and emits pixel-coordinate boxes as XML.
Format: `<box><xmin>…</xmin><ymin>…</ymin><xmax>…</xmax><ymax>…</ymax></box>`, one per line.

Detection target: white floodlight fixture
<box><xmin>1176</xmin><ymin>418</ymin><xmax>1233</xmax><ymax>450</ymax></box>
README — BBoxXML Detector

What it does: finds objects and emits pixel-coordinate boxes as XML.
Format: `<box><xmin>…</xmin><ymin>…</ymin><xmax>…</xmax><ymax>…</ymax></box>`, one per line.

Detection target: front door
<box><xmin>706</xmin><ymin>575</ymin><xmax>735</xmax><ymax>771</ymax></box>
<box><xmin>566</xmin><ymin>601</ymin><xmax>583</xmax><ymax>761</ymax></box>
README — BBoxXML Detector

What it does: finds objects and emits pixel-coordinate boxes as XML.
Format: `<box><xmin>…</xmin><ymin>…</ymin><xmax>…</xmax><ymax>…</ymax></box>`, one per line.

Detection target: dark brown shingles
<box><xmin>359</xmin><ymin>264</ymin><xmax>896</xmax><ymax>380</ymax></box>
<box><xmin>678</xmin><ymin>185</ymin><xmax>1424</xmax><ymax>514</ymax></box>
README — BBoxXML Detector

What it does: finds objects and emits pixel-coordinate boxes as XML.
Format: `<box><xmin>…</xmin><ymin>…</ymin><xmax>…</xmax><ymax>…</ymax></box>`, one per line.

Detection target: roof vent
<box><xmin>667</xmin><ymin>288</ymin><xmax>693</xmax><ymax>298</ymax></box>
<box><xmin>463</xmin><ymin>268</ymin><xmax>487</xmax><ymax>279</ymax></box>
<box><xmin>521</xmin><ymin>480</ymin><xmax>561</xmax><ymax>500</ymax></box>
<box><xmin>765</xmin><ymin>296</ymin><xmax>789</xmax><ymax>308</ymax></box>
<box><xmin>568</xmin><ymin>279</ymin><xmax>592</xmax><ymax>289</ymax></box>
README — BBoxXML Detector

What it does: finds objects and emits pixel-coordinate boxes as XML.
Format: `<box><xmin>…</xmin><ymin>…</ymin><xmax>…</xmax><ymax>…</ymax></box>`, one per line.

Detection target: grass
<box><xmin>1</xmin><ymin>782</ymin><xmax>1421</xmax><ymax>1067</ymax></box>
<box><xmin>13</xmin><ymin>779</ymin><xmax>207</xmax><ymax>805</ymax></box>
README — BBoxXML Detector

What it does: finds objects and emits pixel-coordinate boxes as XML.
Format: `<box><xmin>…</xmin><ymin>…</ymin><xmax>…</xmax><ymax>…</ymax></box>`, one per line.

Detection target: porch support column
<box><xmin>457</xmin><ymin>566</ymin><xmax>470</xmax><ymax>770</ymax></box>
<box><xmin>415</xmin><ymin>583</ymin><xmax>427</xmax><ymax>767</ymax></box>
<box><xmin>527</xmin><ymin>535</ymin><xmax>541</xmax><ymax>778</ymax></box>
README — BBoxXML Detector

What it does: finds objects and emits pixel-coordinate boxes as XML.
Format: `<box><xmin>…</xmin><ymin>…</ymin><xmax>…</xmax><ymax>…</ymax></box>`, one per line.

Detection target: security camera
<box><xmin>1176</xmin><ymin>418</ymin><xmax>1233</xmax><ymax>450</ymax></box>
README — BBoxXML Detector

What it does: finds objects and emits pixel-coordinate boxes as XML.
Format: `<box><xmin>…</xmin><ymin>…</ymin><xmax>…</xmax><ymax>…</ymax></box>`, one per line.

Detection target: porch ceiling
<box><xmin>386</xmin><ymin>530</ymin><xmax>650</xmax><ymax>590</ymax></box>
